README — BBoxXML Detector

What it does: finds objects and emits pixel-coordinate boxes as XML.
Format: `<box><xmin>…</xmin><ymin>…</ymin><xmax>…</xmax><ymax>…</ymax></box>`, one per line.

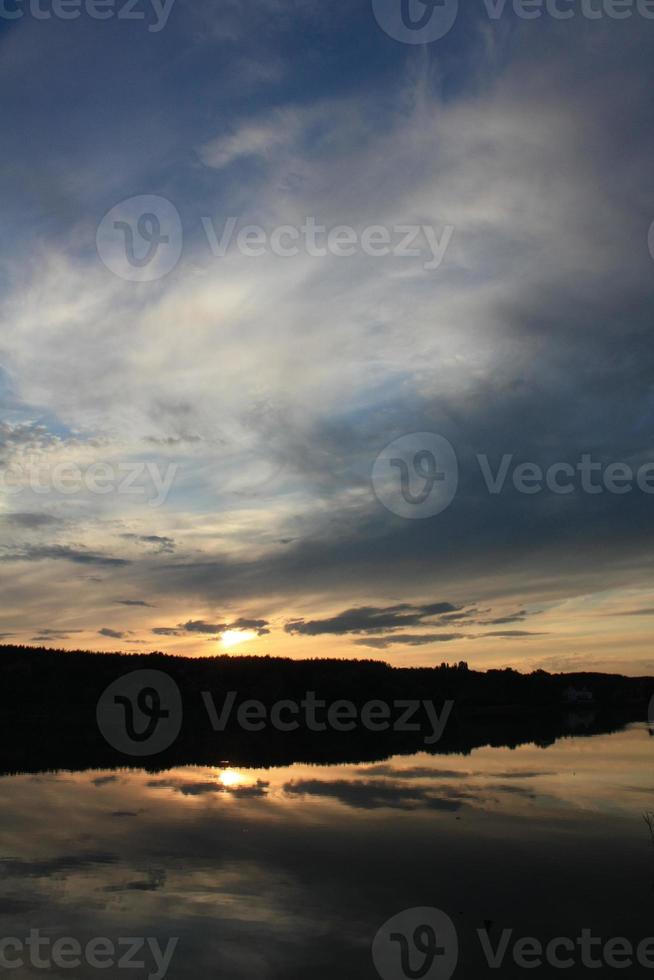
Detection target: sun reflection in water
<box><xmin>218</xmin><ymin>768</ymin><xmax>246</xmax><ymax>789</ymax></box>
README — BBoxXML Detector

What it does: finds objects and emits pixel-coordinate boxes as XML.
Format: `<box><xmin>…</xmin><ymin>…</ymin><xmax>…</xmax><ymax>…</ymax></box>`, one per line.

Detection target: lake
<box><xmin>1</xmin><ymin>722</ymin><xmax>653</xmax><ymax>978</ymax></box>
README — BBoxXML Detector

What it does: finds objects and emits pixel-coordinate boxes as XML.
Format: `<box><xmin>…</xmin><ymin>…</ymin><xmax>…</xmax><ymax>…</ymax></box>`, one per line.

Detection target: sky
<box><xmin>1</xmin><ymin>0</ymin><xmax>654</xmax><ymax>671</ymax></box>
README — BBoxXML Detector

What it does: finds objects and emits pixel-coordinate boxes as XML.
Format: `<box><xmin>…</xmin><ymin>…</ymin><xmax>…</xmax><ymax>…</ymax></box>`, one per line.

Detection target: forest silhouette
<box><xmin>0</xmin><ymin>644</ymin><xmax>651</xmax><ymax>775</ymax></box>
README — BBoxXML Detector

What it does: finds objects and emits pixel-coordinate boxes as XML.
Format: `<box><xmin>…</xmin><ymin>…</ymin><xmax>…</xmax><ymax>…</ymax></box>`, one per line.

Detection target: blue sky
<box><xmin>1</xmin><ymin>0</ymin><xmax>654</xmax><ymax>669</ymax></box>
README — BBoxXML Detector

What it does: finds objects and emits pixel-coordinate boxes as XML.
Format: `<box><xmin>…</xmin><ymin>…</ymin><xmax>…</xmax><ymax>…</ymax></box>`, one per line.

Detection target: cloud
<box><xmin>359</xmin><ymin>766</ymin><xmax>467</xmax><ymax>779</ymax></box>
<box><xmin>147</xmin><ymin>779</ymin><xmax>269</xmax><ymax>798</ymax></box>
<box><xmin>354</xmin><ymin>633</ymin><xmax>464</xmax><ymax>649</ymax></box>
<box><xmin>477</xmin><ymin>611</ymin><xmax>529</xmax><ymax>626</ymax></box>
<box><xmin>103</xmin><ymin>870</ymin><xmax>166</xmax><ymax>892</ymax></box>
<box><xmin>199</xmin><ymin>114</ymin><xmax>296</xmax><ymax>170</ymax></box>
<box><xmin>609</xmin><ymin>607</ymin><xmax>654</xmax><ymax>617</ymax></box>
<box><xmin>120</xmin><ymin>534</ymin><xmax>176</xmax><ymax>554</ymax></box>
<box><xmin>478</xmin><ymin>630</ymin><xmax>546</xmax><ymax>638</ymax></box>
<box><xmin>98</xmin><ymin>628</ymin><xmax>126</xmax><ymax>639</ymax></box>
<box><xmin>228</xmin><ymin>617</ymin><xmax>270</xmax><ymax>636</ymax></box>
<box><xmin>29</xmin><ymin>628</ymin><xmax>84</xmax><ymax>643</ymax></box>
<box><xmin>2</xmin><ymin>7</ymin><xmax>654</xmax><ymax>669</ymax></box>
<box><xmin>114</xmin><ymin>599</ymin><xmax>154</xmax><ymax>607</ymax></box>
<box><xmin>0</xmin><ymin>513</ymin><xmax>61</xmax><ymax>529</ymax></box>
<box><xmin>179</xmin><ymin>620</ymin><xmax>227</xmax><ymax>634</ymax></box>
<box><xmin>283</xmin><ymin>779</ymin><xmax>466</xmax><ymax>812</ymax></box>
<box><xmin>0</xmin><ymin>421</ymin><xmax>63</xmax><ymax>452</ymax></box>
<box><xmin>153</xmin><ymin>618</ymin><xmax>271</xmax><ymax>638</ymax></box>
<box><xmin>0</xmin><ymin>546</ymin><xmax>130</xmax><ymax>567</ymax></box>
<box><xmin>285</xmin><ymin>602</ymin><xmax>461</xmax><ymax>636</ymax></box>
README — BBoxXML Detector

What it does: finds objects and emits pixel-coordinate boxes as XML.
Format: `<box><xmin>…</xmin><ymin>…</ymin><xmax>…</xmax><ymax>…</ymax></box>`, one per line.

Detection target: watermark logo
<box><xmin>371</xmin><ymin>0</ymin><xmax>459</xmax><ymax>43</ymax></box>
<box><xmin>477</xmin><ymin>452</ymin><xmax>654</xmax><ymax>496</ymax></box>
<box><xmin>95</xmin><ymin>209</ymin><xmax>454</xmax><ymax>277</ymax></box>
<box><xmin>373</xmin><ymin>434</ymin><xmax>654</xmax><ymax>520</ymax></box>
<box><xmin>0</xmin><ymin>932</ymin><xmax>177</xmax><ymax>979</ymax></box>
<box><xmin>203</xmin><ymin>691</ymin><xmax>453</xmax><ymax>746</ymax></box>
<box><xmin>372</xmin><ymin>432</ymin><xmax>459</xmax><ymax>519</ymax></box>
<box><xmin>372</xmin><ymin>0</ymin><xmax>654</xmax><ymax>43</ymax></box>
<box><xmin>97</xmin><ymin>670</ymin><xmax>182</xmax><ymax>756</ymax></box>
<box><xmin>96</xmin><ymin>195</ymin><xmax>183</xmax><ymax>282</ymax></box>
<box><xmin>372</xmin><ymin>907</ymin><xmax>459</xmax><ymax>980</ymax></box>
<box><xmin>374</xmin><ymin>908</ymin><xmax>654</xmax><ymax>973</ymax></box>
<box><xmin>0</xmin><ymin>0</ymin><xmax>175</xmax><ymax>30</ymax></box>
<box><xmin>97</xmin><ymin>681</ymin><xmax>452</xmax><ymax>754</ymax></box>
<box><xmin>0</xmin><ymin>458</ymin><xmax>178</xmax><ymax>508</ymax></box>
<box><xmin>201</xmin><ymin>216</ymin><xmax>453</xmax><ymax>270</ymax></box>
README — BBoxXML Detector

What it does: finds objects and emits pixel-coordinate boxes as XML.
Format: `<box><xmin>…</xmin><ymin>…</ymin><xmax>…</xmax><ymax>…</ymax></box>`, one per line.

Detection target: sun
<box><xmin>220</xmin><ymin>629</ymin><xmax>257</xmax><ymax>649</ymax></box>
<box><xmin>218</xmin><ymin>769</ymin><xmax>245</xmax><ymax>788</ymax></box>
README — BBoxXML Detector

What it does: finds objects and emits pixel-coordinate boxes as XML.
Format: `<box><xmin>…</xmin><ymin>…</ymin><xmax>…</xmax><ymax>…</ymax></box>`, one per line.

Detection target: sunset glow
<box><xmin>220</xmin><ymin>630</ymin><xmax>258</xmax><ymax>650</ymax></box>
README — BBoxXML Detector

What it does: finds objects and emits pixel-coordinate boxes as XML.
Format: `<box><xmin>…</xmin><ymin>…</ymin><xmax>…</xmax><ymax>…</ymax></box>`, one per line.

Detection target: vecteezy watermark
<box><xmin>96</xmin><ymin>670</ymin><xmax>454</xmax><ymax>757</ymax></box>
<box><xmin>0</xmin><ymin>458</ymin><xmax>178</xmax><ymax>508</ymax></box>
<box><xmin>0</xmin><ymin>931</ymin><xmax>178</xmax><ymax>979</ymax></box>
<box><xmin>372</xmin><ymin>433</ymin><xmax>459</xmax><ymax>519</ymax></box>
<box><xmin>97</xmin><ymin>196</ymin><xmax>183</xmax><ymax>282</ymax></box>
<box><xmin>476</xmin><ymin>453</ymin><xmax>654</xmax><ymax>496</ymax></box>
<box><xmin>202</xmin><ymin>217</ymin><xmax>454</xmax><ymax>271</ymax></box>
<box><xmin>372</xmin><ymin>0</ymin><xmax>459</xmax><ymax>44</ymax></box>
<box><xmin>202</xmin><ymin>691</ymin><xmax>453</xmax><ymax>746</ymax></box>
<box><xmin>96</xmin><ymin>195</ymin><xmax>455</xmax><ymax>282</ymax></box>
<box><xmin>0</xmin><ymin>0</ymin><xmax>175</xmax><ymax>30</ymax></box>
<box><xmin>97</xmin><ymin>670</ymin><xmax>183</xmax><ymax>756</ymax></box>
<box><xmin>373</xmin><ymin>433</ymin><xmax>654</xmax><ymax>519</ymax></box>
<box><xmin>373</xmin><ymin>907</ymin><xmax>654</xmax><ymax>978</ymax></box>
<box><xmin>373</xmin><ymin>908</ymin><xmax>459</xmax><ymax>980</ymax></box>
<box><xmin>372</xmin><ymin>0</ymin><xmax>654</xmax><ymax>44</ymax></box>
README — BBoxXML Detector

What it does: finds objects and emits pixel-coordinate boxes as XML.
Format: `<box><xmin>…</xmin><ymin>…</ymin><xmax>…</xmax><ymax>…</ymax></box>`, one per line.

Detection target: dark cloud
<box><xmin>103</xmin><ymin>869</ymin><xmax>166</xmax><ymax>892</ymax></box>
<box><xmin>285</xmin><ymin>602</ymin><xmax>461</xmax><ymax>637</ymax></box>
<box><xmin>179</xmin><ymin>620</ymin><xmax>227</xmax><ymax>634</ymax></box>
<box><xmin>29</xmin><ymin>628</ymin><xmax>85</xmax><ymax>642</ymax></box>
<box><xmin>477</xmin><ymin>611</ymin><xmax>529</xmax><ymax>626</ymax></box>
<box><xmin>120</xmin><ymin>534</ymin><xmax>176</xmax><ymax>554</ymax></box>
<box><xmin>229</xmin><ymin>617</ymin><xmax>271</xmax><ymax>635</ymax></box>
<box><xmin>158</xmin><ymin>618</ymin><xmax>271</xmax><ymax>637</ymax></box>
<box><xmin>144</xmin><ymin>434</ymin><xmax>202</xmax><ymax>446</ymax></box>
<box><xmin>98</xmin><ymin>628</ymin><xmax>126</xmax><ymax>639</ymax></box>
<box><xmin>1</xmin><ymin>546</ymin><xmax>130</xmax><ymax>567</ymax></box>
<box><xmin>147</xmin><ymin>779</ymin><xmax>269</xmax><ymax>798</ymax></box>
<box><xmin>478</xmin><ymin>630</ymin><xmax>546</xmax><ymax>638</ymax></box>
<box><xmin>283</xmin><ymin>779</ymin><xmax>466</xmax><ymax>812</ymax></box>
<box><xmin>359</xmin><ymin>766</ymin><xmax>467</xmax><ymax>779</ymax></box>
<box><xmin>0</xmin><ymin>513</ymin><xmax>61</xmax><ymax>528</ymax></box>
<box><xmin>0</xmin><ymin>853</ymin><xmax>117</xmax><ymax>878</ymax></box>
<box><xmin>114</xmin><ymin>599</ymin><xmax>154</xmax><ymax>607</ymax></box>
<box><xmin>354</xmin><ymin>633</ymin><xmax>464</xmax><ymax>649</ymax></box>
<box><xmin>438</xmin><ymin>609</ymin><xmax>487</xmax><ymax>623</ymax></box>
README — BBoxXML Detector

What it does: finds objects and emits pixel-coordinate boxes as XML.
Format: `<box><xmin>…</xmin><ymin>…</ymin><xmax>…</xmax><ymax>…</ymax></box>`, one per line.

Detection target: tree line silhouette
<box><xmin>0</xmin><ymin>644</ymin><xmax>650</xmax><ymax>774</ymax></box>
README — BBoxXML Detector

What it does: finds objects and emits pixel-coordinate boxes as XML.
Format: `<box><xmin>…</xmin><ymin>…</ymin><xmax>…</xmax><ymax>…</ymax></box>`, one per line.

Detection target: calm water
<box><xmin>1</xmin><ymin>723</ymin><xmax>654</xmax><ymax>979</ymax></box>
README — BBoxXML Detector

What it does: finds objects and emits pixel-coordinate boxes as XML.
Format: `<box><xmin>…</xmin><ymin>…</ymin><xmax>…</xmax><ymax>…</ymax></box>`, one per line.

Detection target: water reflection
<box><xmin>1</xmin><ymin>724</ymin><xmax>653</xmax><ymax>978</ymax></box>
